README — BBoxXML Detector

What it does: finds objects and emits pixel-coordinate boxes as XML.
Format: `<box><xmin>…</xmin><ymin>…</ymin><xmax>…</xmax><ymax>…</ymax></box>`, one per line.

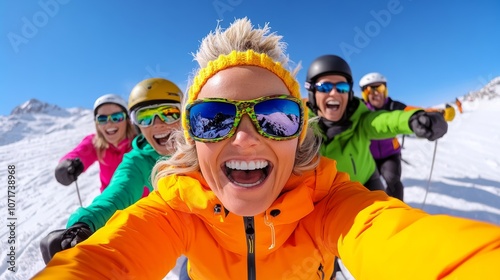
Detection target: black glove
<box><xmin>409</xmin><ymin>111</ymin><xmax>448</xmax><ymax>141</ymax></box>
<box><xmin>39</xmin><ymin>222</ymin><xmax>92</xmax><ymax>264</ymax></box>
<box><xmin>55</xmin><ymin>158</ymin><xmax>84</xmax><ymax>186</ymax></box>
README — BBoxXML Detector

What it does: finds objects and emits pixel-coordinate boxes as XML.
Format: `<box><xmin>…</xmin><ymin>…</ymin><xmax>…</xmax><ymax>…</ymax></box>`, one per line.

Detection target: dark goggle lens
<box><xmin>96</xmin><ymin>112</ymin><xmax>126</xmax><ymax>124</ymax></box>
<box><xmin>315</xmin><ymin>82</ymin><xmax>351</xmax><ymax>94</ymax></box>
<box><xmin>135</xmin><ymin>105</ymin><xmax>181</xmax><ymax>127</ymax></box>
<box><xmin>188</xmin><ymin>98</ymin><xmax>301</xmax><ymax>141</ymax></box>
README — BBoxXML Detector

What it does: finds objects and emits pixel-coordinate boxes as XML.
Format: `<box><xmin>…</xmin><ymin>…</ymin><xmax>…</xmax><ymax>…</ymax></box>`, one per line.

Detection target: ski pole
<box><xmin>74</xmin><ymin>179</ymin><xmax>83</xmax><ymax>207</ymax></box>
<box><xmin>401</xmin><ymin>157</ymin><xmax>411</xmax><ymax>166</ymax></box>
<box><xmin>421</xmin><ymin>140</ymin><xmax>439</xmax><ymax>209</ymax></box>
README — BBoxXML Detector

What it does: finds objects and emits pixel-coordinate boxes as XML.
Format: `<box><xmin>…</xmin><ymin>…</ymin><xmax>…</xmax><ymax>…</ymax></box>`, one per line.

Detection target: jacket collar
<box><xmin>159</xmin><ymin>157</ymin><xmax>337</xmax><ymax>225</ymax></box>
<box><xmin>132</xmin><ymin>134</ymin><xmax>161</xmax><ymax>158</ymax></box>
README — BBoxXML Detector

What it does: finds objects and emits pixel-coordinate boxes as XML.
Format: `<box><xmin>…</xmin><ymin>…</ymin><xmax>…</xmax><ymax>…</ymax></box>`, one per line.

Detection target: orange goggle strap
<box><xmin>361</xmin><ymin>84</ymin><xmax>388</xmax><ymax>101</ymax></box>
<box><xmin>183</xmin><ymin>49</ymin><xmax>307</xmax><ymax>145</ymax></box>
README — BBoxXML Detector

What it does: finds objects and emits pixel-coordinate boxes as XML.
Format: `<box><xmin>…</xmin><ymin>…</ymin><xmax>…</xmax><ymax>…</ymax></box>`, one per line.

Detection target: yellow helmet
<box><xmin>128</xmin><ymin>78</ymin><xmax>183</xmax><ymax>111</ymax></box>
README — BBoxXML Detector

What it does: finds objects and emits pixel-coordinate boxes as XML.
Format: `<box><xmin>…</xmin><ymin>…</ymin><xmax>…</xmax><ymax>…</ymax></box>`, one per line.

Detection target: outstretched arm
<box><xmin>66</xmin><ymin>150</ymin><xmax>150</xmax><ymax>231</ymax></box>
<box><xmin>359</xmin><ymin>108</ymin><xmax>418</xmax><ymax>139</ymax></box>
<box><xmin>34</xmin><ymin>191</ymin><xmax>188</xmax><ymax>279</ymax></box>
<box><xmin>323</xmin><ymin>175</ymin><xmax>500</xmax><ymax>279</ymax></box>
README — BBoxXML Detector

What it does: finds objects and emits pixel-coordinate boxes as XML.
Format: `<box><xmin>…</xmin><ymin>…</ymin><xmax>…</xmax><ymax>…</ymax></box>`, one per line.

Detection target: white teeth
<box><xmin>154</xmin><ymin>133</ymin><xmax>169</xmax><ymax>139</ymax></box>
<box><xmin>226</xmin><ymin>160</ymin><xmax>268</xmax><ymax>170</ymax></box>
<box><xmin>106</xmin><ymin>128</ymin><xmax>118</xmax><ymax>133</ymax></box>
<box><xmin>327</xmin><ymin>100</ymin><xmax>340</xmax><ymax>105</ymax></box>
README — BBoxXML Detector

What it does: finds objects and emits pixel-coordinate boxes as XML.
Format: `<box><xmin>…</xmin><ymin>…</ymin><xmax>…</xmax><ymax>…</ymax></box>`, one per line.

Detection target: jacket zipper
<box><xmin>244</xmin><ymin>216</ymin><xmax>256</xmax><ymax>280</ymax></box>
<box><xmin>317</xmin><ymin>263</ymin><xmax>325</xmax><ymax>280</ymax></box>
<box><xmin>349</xmin><ymin>154</ymin><xmax>357</xmax><ymax>175</ymax></box>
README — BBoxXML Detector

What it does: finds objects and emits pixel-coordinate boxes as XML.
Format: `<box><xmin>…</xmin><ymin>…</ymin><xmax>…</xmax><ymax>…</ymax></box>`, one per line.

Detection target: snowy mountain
<box><xmin>10</xmin><ymin>99</ymin><xmax>66</xmax><ymax>116</ymax></box>
<box><xmin>464</xmin><ymin>76</ymin><xmax>500</xmax><ymax>101</ymax></box>
<box><xmin>1</xmin><ymin>82</ymin><xmax>500</xmax><ymax>279</ymax></box>
<box><xmin>0</xmin><ymin>100</ymin><xmax>90</xmax><ymax>146</ymax></box>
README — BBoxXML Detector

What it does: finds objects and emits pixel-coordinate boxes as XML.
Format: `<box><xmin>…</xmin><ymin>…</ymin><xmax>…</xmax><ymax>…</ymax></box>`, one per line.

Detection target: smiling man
<box><xmin>359</xmin><ymin>72</ymin><xmax>408</xmax><ymax>200</ymax></box>
<box><xmin>359</xmin><ymin>72</ymin><xmax>455</xmax><ymax>201</ymax></box>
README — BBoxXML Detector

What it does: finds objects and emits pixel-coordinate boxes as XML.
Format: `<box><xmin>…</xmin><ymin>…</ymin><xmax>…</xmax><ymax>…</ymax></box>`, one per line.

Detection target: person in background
<box><xmin>359</xmin><ymin>72</ymin><xmax>409</xmax><ymax>200</ymax></box>
<box><xmin>54</xmin><ymin>94</ymin><xmax>136</xmax><ymax>192</ymax></box>
<box><xmin>359</xmin><ymin>72</ymin><xmax>455</xmax><ymax>200</ymax></box>
<box><xmin>34</xmin><ymin>18</ymin><xmax>500</xmax><ymax>280</ymax></box>
<box><xmin>304</xmin><ymin>57</ymin><xmax>449</xmax><ymax>277</ymax></box>
<box><xmin>40</xmin><ymin>78</ymin><xmax>183</xmax><ymax>264</ymax></box>
<box><xmin>304</xmin><ymin>56</ymin><xmax>448</xmax><ymax>192</ymax></box>
<box><xmin>456</xmin><ymin>97</ymin><xmax>463</xmax><ymax>114</ymax></box>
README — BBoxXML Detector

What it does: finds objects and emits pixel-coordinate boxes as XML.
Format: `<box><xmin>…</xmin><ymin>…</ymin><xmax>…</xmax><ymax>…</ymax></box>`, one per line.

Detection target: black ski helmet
<box><xmin>304</xmin><ymin>55</ymin><xmax>354</xmax><ymax>112</ymax></box>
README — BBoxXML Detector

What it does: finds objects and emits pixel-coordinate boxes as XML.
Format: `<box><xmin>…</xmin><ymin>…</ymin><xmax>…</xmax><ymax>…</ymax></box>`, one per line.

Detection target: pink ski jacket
<box><xmin>61</xmin><ymin>134</ymin><xmax>132</xmax><ymax>192</ymax></box>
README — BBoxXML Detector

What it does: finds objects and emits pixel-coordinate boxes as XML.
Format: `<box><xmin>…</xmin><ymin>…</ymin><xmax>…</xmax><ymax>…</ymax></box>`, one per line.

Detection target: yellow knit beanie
<box><xmin>183</xmin><ymin>49</ymin><xmax>307</xmax><ymax>145</ymax></box>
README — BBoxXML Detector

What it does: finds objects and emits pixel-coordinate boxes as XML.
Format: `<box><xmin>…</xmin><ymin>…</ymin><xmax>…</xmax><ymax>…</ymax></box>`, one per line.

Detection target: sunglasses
<box><xmin>185</xmin><ymin>95</ymin><xmax>303</xmax><ymax>143</ymax></box>
<box><xmin>95</xmin><ymin>112</ymin><xmax>126</xmax><ymax>125</ymax></box>
<box><xmin>131</xmin><ymin>103</ymin><xmax>181</xmax><ymax>127</ymax></box>
<box><xmin>314</xmin><ymin>82</ymin><xmax>351</xmax><ymax>94</ymax></box>
<box><xmin>362</xmin><ymin>84</ymin><xmax>386</xmax><ymax>95</ymax></box>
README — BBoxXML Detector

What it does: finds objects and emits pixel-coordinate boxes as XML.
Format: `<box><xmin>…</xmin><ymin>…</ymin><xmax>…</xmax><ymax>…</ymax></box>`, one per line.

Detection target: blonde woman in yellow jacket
<box><xmin>33</xmin><ymin>18</ymin><xmax>500</xmax><ymax>280</ymax></box>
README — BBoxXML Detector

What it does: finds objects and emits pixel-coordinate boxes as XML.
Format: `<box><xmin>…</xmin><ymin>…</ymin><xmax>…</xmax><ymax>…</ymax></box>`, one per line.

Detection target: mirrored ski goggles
<box><xmin>185</xmin><ymin>95</ymin><xmax>304</xmax><ymax>143</ymax></box>
<box><xmin>131</xmin><ymin>103</ymin><xmax>181</xmax><ymax>127</ymax></box>
<box><xmin>95</xmin><ymin>112</ymin><xmax>127</xmax><ymax>125</ymax></box>
<box><xmin>362</xmin><ymin>84</ymin><xmax>386</xmax><ymax>95</ymax></box>
<box><xmin>314</xmin><ymin>81</ymin><xmax>351</xmax><ymax>94</ymax></box>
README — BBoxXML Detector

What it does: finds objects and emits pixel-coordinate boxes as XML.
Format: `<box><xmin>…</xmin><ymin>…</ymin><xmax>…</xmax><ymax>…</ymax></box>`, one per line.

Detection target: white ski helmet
<box><xmin>359</xmin><ymin>72</ymin><xmax>387</xmax><ymax>88</ymax></box>
<box><xmin>359</xmin><ymin>72</ymin><xmax>388</xmax><ymax>101</ymax></box>
<box><xmin>93</xmin><ymin>94</ymin><xmax>128</xmax><ymax>116</ymax></box>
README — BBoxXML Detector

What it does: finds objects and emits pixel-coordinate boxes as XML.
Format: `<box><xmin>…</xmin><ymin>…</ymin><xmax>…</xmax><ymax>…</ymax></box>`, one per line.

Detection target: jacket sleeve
<box><xmin>389</xmin><ymin>100</ymin><xmax>407</xmax><ymax>110</ymax></box>
<box><xmin>60</xmin><ymin>134</ymin><xmax>97</xmax><ymax>172</ymax></box>
<box><xmin>323</xmin><ymin>174</ymin><xmax>500</xmax><ymax>279</ymax></box>
<box><xmin>358</xmin><ymin>108</ymin><xmax>419</xmax><ymax>140</ymax></box>
<box><xmin>66</xmin><ymin>150</ymin><xmax>150</xmax><ymax>231</ymax></box>
<box><xmin>32</xmin><ymin>190</ymin><xmax>188</xmax><ymax>280</ymax></box>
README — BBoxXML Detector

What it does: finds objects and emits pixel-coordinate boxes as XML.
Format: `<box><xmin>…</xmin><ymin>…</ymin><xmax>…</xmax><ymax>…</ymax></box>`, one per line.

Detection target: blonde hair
<box><xmin>152</xmin><ymin>17</ymin><xmax>321</xmax><ymax>187</ymax></box>
<box><xmin>93</xmin><ymin>119</ymin><xmax>136</xmax><ymax>162</ymax></box>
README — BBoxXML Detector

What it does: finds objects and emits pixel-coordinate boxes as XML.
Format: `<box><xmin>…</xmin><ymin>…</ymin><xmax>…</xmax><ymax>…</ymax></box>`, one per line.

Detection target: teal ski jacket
<box><xmin>66</xmin><ymin>134</ymin><xmax>164</xmax><ymax>232</ymax></box>
<box><xmin>311</xmin><ymin>98</ymin><xmax>417</xmax><ymax>185</ymax></box>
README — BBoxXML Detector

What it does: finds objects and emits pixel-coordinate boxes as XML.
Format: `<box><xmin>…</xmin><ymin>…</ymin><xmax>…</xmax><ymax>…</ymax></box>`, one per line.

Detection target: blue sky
<box><xmin>2</xmin><ymin>0</ymin><xmax>499</xmax><ymax>116</ymax></box>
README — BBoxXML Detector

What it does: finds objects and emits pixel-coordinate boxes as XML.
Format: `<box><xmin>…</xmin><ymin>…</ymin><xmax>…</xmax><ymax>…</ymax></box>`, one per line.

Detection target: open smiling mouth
<box><xmin>224</xmin><ymin>160</ymin><xmax>271</xmax><ymax>188</ymax></box>
<box><xmin>105</xmin><ymin>128</ymin><xmax>119</xmax><ymax>135</ymax></box>
<box><xmin>326</xmin><ymin>100</ymin><xmax>340</xmax><ymax>111</ymax></box>
<box><xmin>153</xmin><ymin>132</ymin><xmax>172</xmax><ymax>146</ymax></box>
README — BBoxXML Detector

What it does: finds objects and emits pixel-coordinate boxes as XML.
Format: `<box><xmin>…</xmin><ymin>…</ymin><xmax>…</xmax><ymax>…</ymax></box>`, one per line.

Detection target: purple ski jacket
<box><xmin>365</xmin><ymin>98</ymin><xmax>407</xmax><ymax>160</ymax></box>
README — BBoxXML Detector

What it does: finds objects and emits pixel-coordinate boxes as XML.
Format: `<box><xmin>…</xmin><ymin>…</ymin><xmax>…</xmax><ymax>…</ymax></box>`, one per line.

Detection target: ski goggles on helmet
<box><xmin>131</xmin><ymin>103</ymin><xmax>181</xmax><ymax>127</ymax></box>
<box><xmin>95</xmin><ymin>112</ymin><xmax>126</xmax><ymax>125</ymax></box>
<box><xmin>362</xmin><ymin>84</ymin><xmax>386</xmax><ymax>95</ymax></box>
<box><xmin>185</xmin><ymin>95</ymin><xmax>304</xmax><ymax>143</ymax></box>
<box><xmin>314</xmin><ymin>82</ymin><xmax>351</xmax><ymax>94</ymax></box>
